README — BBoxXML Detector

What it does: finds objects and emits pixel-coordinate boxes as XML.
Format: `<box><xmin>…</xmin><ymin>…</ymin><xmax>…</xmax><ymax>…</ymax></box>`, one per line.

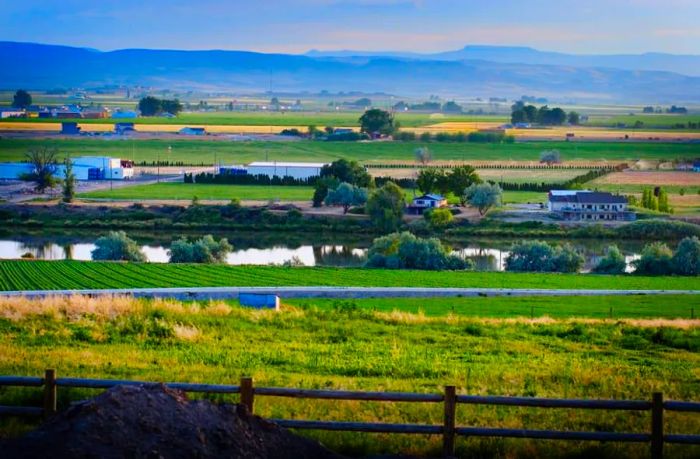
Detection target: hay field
<box><xmin>370</xmin><ymin>167</ymin><xmax>589</xmax><ymax>184</ymax></box>
<box><xmin>590</xmin><ymin>171</ymin><xmax>700</xmax><ymax>188</ymax></box>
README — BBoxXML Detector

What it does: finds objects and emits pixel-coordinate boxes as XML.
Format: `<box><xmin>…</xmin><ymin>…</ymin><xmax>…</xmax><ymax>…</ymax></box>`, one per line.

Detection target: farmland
<box><xmin>79</xmin><ymin>183</ymin><xmax>315</xmax><ymax>201</ymax></box>
<box><xmin>1</xmin><ymin>138</ymin><xmax>699</xmax><ymax>165</ymax></box>
<box><xmin>0</xmin><ymin>260</ymin><xmax>698</xmax><ymax>291</ymax></box>
<box><xmin>77</xmin><ymin>182</ymin><xmax>543</xmax><ymax>204</ymax></box>
<box><xmin>1</xmin><ymin>294</ymin><xmax>699</xmax><ymax>457</ymax></box>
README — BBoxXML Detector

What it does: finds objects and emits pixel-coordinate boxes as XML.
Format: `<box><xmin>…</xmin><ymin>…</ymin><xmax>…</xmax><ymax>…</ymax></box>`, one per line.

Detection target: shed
<box><xmin>61</xmin><ymin>122</ymin><xmax>81</xmax><ymax>135</ymax></box>
<box><xmin>179</xmin><ymin>127</ymin><xmax>206</xmax><ymax>136</ymax></box>
<box><xmin>239</xmin><ymin>293</ymin><xmax>280</xmax><ymax>310</ymax></box>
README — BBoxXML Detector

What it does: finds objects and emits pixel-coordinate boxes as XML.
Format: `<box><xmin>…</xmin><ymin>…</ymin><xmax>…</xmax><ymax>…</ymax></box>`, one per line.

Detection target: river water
<box><xmin>0</xmin><ymin>230</ymin><xmax>645</xmax><ymax>272</ymax></box>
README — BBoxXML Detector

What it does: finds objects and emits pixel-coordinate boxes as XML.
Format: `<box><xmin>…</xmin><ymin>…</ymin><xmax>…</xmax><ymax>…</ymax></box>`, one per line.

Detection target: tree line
<box><xmin>511</xmin><ymin>101</ymin><xmax>580</xmax><ymax>126</ymax></box>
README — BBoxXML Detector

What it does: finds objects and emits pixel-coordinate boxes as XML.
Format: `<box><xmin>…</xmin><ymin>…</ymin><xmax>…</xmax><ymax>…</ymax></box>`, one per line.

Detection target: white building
<box><xmin>548</xmin><ymin>190</ymin><xmax>634</xmax><ymax>221</ymax></box>
<box><xmin>246</xmin><ymin>162</ymin><xmax>328</xmax><ymax>180</ymax></box>
<box><xmin>0</xmin><ymin>156</ymin><xmax>134</xmax><ymax>181</ymax></box>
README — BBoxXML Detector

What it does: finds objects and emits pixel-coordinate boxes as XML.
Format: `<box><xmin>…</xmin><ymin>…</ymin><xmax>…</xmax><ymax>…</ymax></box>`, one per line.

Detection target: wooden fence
<box><xmin>2</xmin><ymin>370</ymin><xmax>700</xmax><ymax>458</ymax></box>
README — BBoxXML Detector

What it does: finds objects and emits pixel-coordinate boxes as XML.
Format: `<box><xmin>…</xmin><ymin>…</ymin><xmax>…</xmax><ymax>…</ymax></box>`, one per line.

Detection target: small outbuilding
<box><xmin>179</xmin><ymin>127</ymin><xmax>206</xmax><ymax>136</ymax></box>
<box><xmin>407</xmin><ymin>194</ymin><xmax>448</xmax><ymax>214</ymax></box>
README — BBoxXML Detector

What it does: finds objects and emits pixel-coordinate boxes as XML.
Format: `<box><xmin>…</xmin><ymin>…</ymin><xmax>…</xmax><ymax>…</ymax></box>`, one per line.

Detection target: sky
<box><xmin>1</xmin><ymin>0</ymin><xmax>699</xmax><ymax>55</ymax></box>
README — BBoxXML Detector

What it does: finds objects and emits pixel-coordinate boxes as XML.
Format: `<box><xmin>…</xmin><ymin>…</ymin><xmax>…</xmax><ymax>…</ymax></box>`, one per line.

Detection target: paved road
<box><xmin>1</xmin><ymin>286</ymin><xmax>698</xmax><ymax>301</ymax></box>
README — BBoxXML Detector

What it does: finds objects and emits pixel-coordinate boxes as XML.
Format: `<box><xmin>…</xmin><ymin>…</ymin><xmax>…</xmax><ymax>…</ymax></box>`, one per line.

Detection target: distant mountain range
<box><xmin>2</xmin><ymin>41</ymin><xmax>700</xmax><ymax>103</ymax></box>
<box><xmin>307</xmin><ymin>45</ymin><xmax>700</xmax><ymax>77</ymax></box>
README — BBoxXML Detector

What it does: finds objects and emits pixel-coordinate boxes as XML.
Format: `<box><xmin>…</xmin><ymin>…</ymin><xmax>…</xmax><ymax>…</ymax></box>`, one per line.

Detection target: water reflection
<box><xmin>0</xmin><ymin>233</ymin><xmax>646</xmax><ymax>272</ymax></box>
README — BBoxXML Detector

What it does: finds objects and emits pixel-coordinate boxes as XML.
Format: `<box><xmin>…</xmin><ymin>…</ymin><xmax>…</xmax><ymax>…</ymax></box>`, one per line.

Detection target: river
<box><xmin>0</xmin><ymin>230</ymin><xmax>646</xmax><ymax>272</ymax></box>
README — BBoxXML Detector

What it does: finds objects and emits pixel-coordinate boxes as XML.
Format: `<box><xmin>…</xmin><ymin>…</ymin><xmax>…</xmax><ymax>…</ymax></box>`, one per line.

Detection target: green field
<box><xmin>1</xmin><ymin>294</ymin><xmax>699</xmax><ymax>457</ymax></box>
<box><xmin>587</xmin><ymin>114</ymin><xmax>700</xmax><ymax>129</ymax></box>
<box><xmin>0</xmin><ymin>260</ymin><xmax>698</xmax><ymax>291</ymax></box>
<box><xmin>80</xmin><ymin>183</ymin><xmax>314</xmax><ymax>201</ymax></box>
<box><xmin>79</xmin><ymin>182</ymin><xmax>544</xmax><ymax>204</ymax></box>
<box><xmin>2</xmin><ymin>138</ymin><xmax>699</xmax><ymax>164</ymax></box>
<box><xmin>289</xmin><ymin>295</ymin><xmax>700</xmax><ymax>319</ymax></box>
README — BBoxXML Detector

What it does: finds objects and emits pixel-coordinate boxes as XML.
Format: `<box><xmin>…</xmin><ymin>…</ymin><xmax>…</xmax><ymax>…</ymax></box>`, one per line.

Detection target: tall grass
<box><xmin>1</xmin><ymin>295</ymin><xmax>700</xmax><ymax>457</ymax></box>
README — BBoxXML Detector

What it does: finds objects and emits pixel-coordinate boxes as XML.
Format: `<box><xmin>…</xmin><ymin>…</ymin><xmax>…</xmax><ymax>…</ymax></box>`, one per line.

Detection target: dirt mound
<box><xmin>3</xmin><ymin>384</ymin><xmax>344</xmax><ymax>459</ymax></box>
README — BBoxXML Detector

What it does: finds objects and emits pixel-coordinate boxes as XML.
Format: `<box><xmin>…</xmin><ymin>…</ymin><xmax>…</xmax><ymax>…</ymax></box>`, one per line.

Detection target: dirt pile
<box><xmin>3</xmin><ymin>384</ymin><xmax>344</xmax><ymax>459</ymax></box>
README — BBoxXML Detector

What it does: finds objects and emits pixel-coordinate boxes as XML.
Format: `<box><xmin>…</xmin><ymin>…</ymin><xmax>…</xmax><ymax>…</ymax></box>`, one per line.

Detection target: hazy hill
<box><xmin>308</xmin><ymin>45</ymin><xmax>700</xmax><ymax>77</ymax></box>
<box><xmin>2</xmin><ymin>42</ymin><xmax>700</xmax><ymax>103</ymax></box>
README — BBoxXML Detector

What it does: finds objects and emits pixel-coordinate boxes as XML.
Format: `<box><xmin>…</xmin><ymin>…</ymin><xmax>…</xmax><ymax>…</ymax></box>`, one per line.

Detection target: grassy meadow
<box><xmin>1</xmin><ymin>138</ymin><xmax>699</xmax><ymax>164</ymax></box>
<box><xmin>1</xmin><ymin>295</ymin><xmax>699</xmax><ymax>457</ymax></box>
<box><xmin>1</xmin><ymin>260</ymin><xmax>699</xmax><ymax>291</ymax></box>
<box><xmin>80</xmin><ymin>183</ymin><xmax>315</xmax><ymax>201</ymax></box>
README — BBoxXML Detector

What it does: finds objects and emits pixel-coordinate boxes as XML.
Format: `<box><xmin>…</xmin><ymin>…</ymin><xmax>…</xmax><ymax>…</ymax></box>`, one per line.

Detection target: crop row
<box><xmin>1</xmin><ymin>260</ymin><xmax>699</xmax><ymax>292</ymax></box>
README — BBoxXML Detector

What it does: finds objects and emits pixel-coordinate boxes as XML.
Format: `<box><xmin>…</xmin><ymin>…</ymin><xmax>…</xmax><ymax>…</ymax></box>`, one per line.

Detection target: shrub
<box><xmin>505</xmin><ymin>240</ymin><xmax>583</xmax><ymax>273</ymax></box>
<box><xmin>91</xmin><ymin>231</ymin><xmax>146</xmax><ymax>262</ymax></box>
<box><xmin>168</xmin><ymin>235</ymin><xmax>232</xmax><ymax>263</ymax></box>
<box><xmin>425</xmin><ymin>208</ymin><xmax>454</xmax><ymax>228</ymax></box>
<box><xmin>592</xmin><ymin>245</ymin><xmax>627</xmax><ymax>275</ymax></box>
<box><xmin>672</xmin><ymin>236</ymin><xmax>700</xmax><ymax>276</ymax></box>
<box><xmin>615</xmin><ymin>220</ymin><xmax>700</xmax><ymax>240</ymax></box>
<box><xmin>633</xmin><ymin>242</ymin><xmax>674</xmax><ymax>275</ymax></box>
<box><xmin>365</xmin><ymin>231</ymin><xmax>472</xmax><ymax>270</ymax></box>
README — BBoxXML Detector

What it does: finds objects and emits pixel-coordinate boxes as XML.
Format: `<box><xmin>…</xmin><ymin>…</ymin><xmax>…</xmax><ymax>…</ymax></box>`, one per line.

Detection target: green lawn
<box><xmin>0</xmin><ymin>260</ymin><xmax>698</xmax><ymax>291</ymax></box>
<box><xmin>289</xmin><ymin>295</ymin><xmax>700</xmax><ymax>319</ymax></box>
<box><xmin>1</xmin><ymin>295</ymin><xmax>699</xmax><ymax>457</ymax></box>
<box><xmin>2</xmin><ymin>138</ymin><xmax>699</xmax><ymax>165</ymax></box>
<box><xmin>79</xmin><ymin>183</ymin><xmax>314</xmax><ymax>201</ymax></box>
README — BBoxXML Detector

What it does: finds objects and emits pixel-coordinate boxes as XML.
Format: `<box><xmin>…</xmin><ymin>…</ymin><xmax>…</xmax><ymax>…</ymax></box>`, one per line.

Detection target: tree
<box><xmin>658</xmin><ymin>189</ymin><xmax>671</xmax><ymax>213</ymax></box>
<box><xmin>540</xmin><ymin>150</ymin><xmax>562</xmax><ymax>165</ymax></box>
<box><xmin>22</xmin><ymin>148</ymin><xmax>59</xmax><ymax>193</ymax></box>
<box><xmin>505</xmin><ymin>241</ymin><xmax>583</xmax><ymax>273</ymax></box>
<box><xmin>169</xmin><ymin>235</ymin><xmax>232</xmax><ymax>263</ymax></box>
<box><xmin>592</xmin><ymin>245</ymin><xmax>627</xmax><ymax>274</ymax></box>
<box><xmin>365</xmin><ymin>232</ymin><xmax>470</xmax><ymax>270</ymax></box>
<box><xmin>425</xmin><ymin>208</ymin><xmax>453</xmax><ymax>227</ymax></box>
<box><xmin>62</xmin><ymin>158</ymin><xmax>76</xmax><ymax>203</ymax></box>
<box><xmin>324</xmin><ymin>182</ymin><xmax>368</xmax><ymax>214</ymax></box>
<box><xmin>633</xmin><ymin>242</ymin><xmax>674</xmax><ymax>275</ymax></box>
<box><xmin>12</xmin><ymin>89</ymin><xmax>32</xmax><ymax>109</ymax></box>
<box><xmin>672</xmin><ymin>236</ymin><xmax>700</xmax><ymax>276</ymax></box>
<box><xmin>463</xmin><ymin>183</ymin><xmax>502</xmax><ymax>215</ymax></box>
<box><xmin>313</xmin><ymin>176</ymin><xmax>340</xmax><ymax>207</ymax></box>
<box><xmin>359</xmin><ymin>109</ymin><xmax>395</xmax><ymax>136</ymax></box>
<box><xmin>138</xmin><ymin>96</ymin><xmax>162</xmax><ymax>116</ymax></box>
<box><xmin>91</xmin><ymin>231</ymin><xmax>146</xmax><ymax>262</ymax></box>
<box><xmin>366</xmin><ymin>181</ymin><xmax>406</xmax><ymax>233</ymax></box>
<box><xmin>441</xmin><ymin>101</ymin><xmax>462</xmax><ymax>113</ymax></box>
<box><xmin>320</xmin><ymin>159</ymin><xmax>373</xmax><ymax>188</ymax></box>
<box><xmin>161</xmin><ymin>99</ymin><xmax>183</xmax><ymax>115</ymax></box>
<box><xmin>415</xmin><ymin>147</ymin><xmax>432</xmax><ymax>165</ymax></box>
<box><xmin>449</xmin><ymin>166</ymin><xmax>481</xmax><ymax>205</ymax></box>
<box><xmin>567</xmin><ymin>111</ymin><xmax>581</xmax><ymax>125</ymax></box>
<box><xmin>416</xmin><ymin>168</ymin><xmax>445</xmax><ymax>194</ymax></box>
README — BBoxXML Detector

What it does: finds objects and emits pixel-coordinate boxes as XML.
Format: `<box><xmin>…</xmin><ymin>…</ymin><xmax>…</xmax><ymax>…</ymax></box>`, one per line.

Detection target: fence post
<box><xmin>651</xmin><ymin>392</ymin><xmax>664</xmax><ymax>459</ymax></box>
<box><xmin>240</xmin><ymin>377</ymin><xmax>254</xmax><ymax>414</ymax></box>
<box><xmin>443</xmin><ymin>385</ymin><xmax>457</xmax><ymax>458</ymax></box>
<box><xmin>43</xmin><ymin>369</ymin><xmax>57</xmax><ymax>418</ymax></box>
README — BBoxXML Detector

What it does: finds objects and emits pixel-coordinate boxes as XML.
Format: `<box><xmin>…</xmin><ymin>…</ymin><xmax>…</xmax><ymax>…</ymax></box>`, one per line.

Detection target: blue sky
<box><xmin>1</xmin><ymin>0</ymin><xmax>698</xmax><ymax>54</ymax></box>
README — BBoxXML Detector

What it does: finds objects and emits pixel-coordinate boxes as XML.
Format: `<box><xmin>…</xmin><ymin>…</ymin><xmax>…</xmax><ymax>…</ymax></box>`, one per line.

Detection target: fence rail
<box><xmin>1</xmin><ymin>370</ymin><xmax>699</xmax><ymax>458</ymax></box>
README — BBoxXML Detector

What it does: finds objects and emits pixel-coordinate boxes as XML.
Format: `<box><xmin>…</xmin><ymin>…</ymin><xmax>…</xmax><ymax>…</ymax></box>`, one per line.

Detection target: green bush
<box><xmin>671</xmin><ymin>236</ymin><xmax>700</xmax><ymax>276</ymax></box>
<box><xmin>425</xmin><ymin>208</ymin><xmax>454</xmax><ymax>228</ymax></box>
<box><xmin>91</xmin><ymin>231</ymin><xmax>146</xmax><ymax>262</ymax></box>
<box><xmin>592</xmin><ymin>245</ymin><xmax>627</xmax><ymax>275</ymax></box>
<box><xmin>633</xmin><ymin>242</ymin><xmax>674</xmax><ymax>275</ymax></box>
<box><xmin>169</xmin><ymin>235</ymin><xmax>232</xmax><ymax>263</ymax></box>
<box><xmin>365</xmin><ymin>232</ymin><xmax>472</xmax><ymax>270</ymax></box>
<box><xmin>505</xmin><ymin>240</ymin><xmax>584</xmax><ymax>273</ymax></box>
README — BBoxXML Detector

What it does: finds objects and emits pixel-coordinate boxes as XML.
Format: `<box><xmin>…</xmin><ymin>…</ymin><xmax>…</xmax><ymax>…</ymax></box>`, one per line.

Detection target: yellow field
<box><xmin>409</xmin><ymin>123</ymin><xmax>700</xmax><ymax>140</ymax></box>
